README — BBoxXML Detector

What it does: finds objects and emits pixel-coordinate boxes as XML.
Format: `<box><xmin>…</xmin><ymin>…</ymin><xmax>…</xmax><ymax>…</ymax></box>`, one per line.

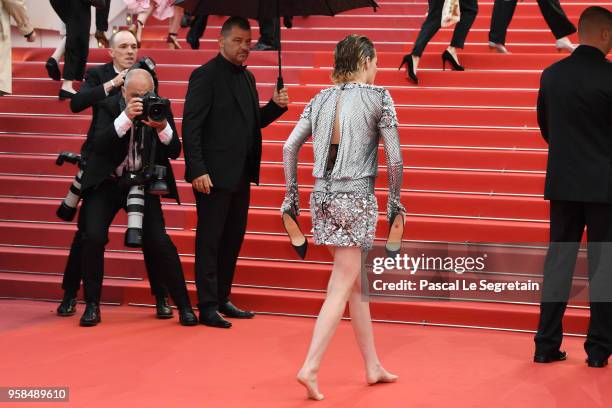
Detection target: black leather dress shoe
<box><xmin>56</xmin><ymin>293</ymin><xmax>77</xmax><ymax>316</ymax></box>
<box><xmin>199</xmin><ymin>311</ymin><xmax>232</xmax><ymax>328</ymax></box>
<box><xmin>155</xmin><ymin>296</ymin><xmax>173</xmax><ymax>319</ymax></box>
<box><xmin>219</xmin><ymin>301</ymin><xmax>255</xmax><ymax>319</ymax></box>
<box><xmin>586</xmin><ymin>357</ymin><xmax>609</xmax><ymax>368</ymax></box>
<box><xmin>178</xmin><ymin>306</ymin><xmax>198</xmax><ymax>326</ymax></box>
<box><xmin>45</xmin><ymin>57</ymin><xmax>61</xmax><ymax>81</ymax></box>
<box><xmin>79</xmin><ymin>302</ymin><xmax>101</xmax><ymax>327</ymax></box>
<box><xmin>533</xmin><ymin>350</ymin><xmax>567</xmax><ymax>363</ymax></box>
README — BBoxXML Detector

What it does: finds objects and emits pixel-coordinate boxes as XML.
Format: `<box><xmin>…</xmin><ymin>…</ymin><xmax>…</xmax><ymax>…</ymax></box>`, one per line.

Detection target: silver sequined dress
<box><xmin>281</xmin><ymin>83</ymin><xmax>405</xmax><ymax>250</ymax></box>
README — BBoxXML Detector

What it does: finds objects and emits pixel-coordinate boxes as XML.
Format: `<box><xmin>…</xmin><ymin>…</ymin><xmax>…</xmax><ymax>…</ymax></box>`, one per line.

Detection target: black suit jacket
<box><xmin>80</xmin><ymin>93</ymin><xmax>182</xmax><ymax>204</ymax></box>
<box><xmin>538</xmin><ymin>45</ymin><xmax>612</xmax><ymax>203</ymax></box>
<box><xmin>182</xmin><ymin>53</ymin><xmax>287</xmax><ymax>189</ymax></box>
<box><xmin>70</xmin><ymin>62</ymin><xmax>119</xmax><ymax>160</ymax></box>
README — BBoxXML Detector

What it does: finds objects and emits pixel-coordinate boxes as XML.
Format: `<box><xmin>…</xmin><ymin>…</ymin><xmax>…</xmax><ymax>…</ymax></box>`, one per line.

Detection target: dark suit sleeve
<box><xmin>91</xmin><ymin>100</ymin><xmax>128</xmax><ymax>154</ymax></box>
<box><xmin>70</xmin><ymin>67</ymin><xmax>108</xmax><ymax>113</ymax></box>
<box><xmin>260</xmin><ymin>99</ymin><xmax>288</xmax><ymax>128</ymax></box>
<box><xmin>249</xmin><ymin>71</ymin><xmax>287</xmax><ymax>128</ymax></box>
<box><xmin>158</xmin><ymin>110</ymin><xmax>181</xmax><ymax>160</ymax></box>
<box><xmin>537</xmin><ymin>71</ymin><xmax>549</xmax><ymax>144</ymax></box>
<box><xmin>182</xmin><ymin>67</ymin><xmax>213</xmax><ymax>182</ymax></box>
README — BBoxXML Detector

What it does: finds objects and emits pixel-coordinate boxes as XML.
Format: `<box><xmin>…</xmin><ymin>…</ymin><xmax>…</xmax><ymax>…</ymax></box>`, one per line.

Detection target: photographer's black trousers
<box><xmin>192</xmin><ymin>173</ymin><xmax>251</xmax><ymax>312</ymax></box>
<box><xmin>535</xmin><ymin>200</ymin><xmax>612</xmax><ymax>361</ymax></box>
<box><xmin>61</xmin><ymin>227</ymin><xmax>168</xmax><ymax>299</ymax></box>
<box><xmin>79</xmin><ymin>179</ymin><xmax>190</xmax><ymax>306</ymax></box>
<box><xmin>489</xmin><ymin>0</ymin><xmax>576</xmax><ymax>45</ymax></box>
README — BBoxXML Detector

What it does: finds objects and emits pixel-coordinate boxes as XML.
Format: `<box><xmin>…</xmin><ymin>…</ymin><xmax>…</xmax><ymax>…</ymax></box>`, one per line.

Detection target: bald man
<box><xmin>534</xmin><ymin>6</ymin><xmax>612</xmax><ymax>368</ymax></box>
<box><xmin>76</xmin><ymin>69</ymin><xmax>197</xmax><ymax>327</ymax></box>
<box><xmin>57</xmin><ymin>30</ymin><xmax>173</xmax><ymax>321</ymax></box>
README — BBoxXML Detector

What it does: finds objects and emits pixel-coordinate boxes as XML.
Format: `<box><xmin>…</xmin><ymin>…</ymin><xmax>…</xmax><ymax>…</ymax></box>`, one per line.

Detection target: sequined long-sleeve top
<box><xmin>282</xmin><ymin>83</ymin><xmax>405</xmax><ymax>221</ymax></box>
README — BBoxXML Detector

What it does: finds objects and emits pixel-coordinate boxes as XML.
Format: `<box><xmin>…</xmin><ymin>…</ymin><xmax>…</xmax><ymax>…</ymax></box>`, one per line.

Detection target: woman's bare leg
<box><xmin>348</xmin><ymin>258</ymin><xmax>398</xmax><ymax>384</ymax></box>
<box><xmin>297</xmin><ymin>246</ymin><xmax>362</xmax><ymax>401</ymax></box>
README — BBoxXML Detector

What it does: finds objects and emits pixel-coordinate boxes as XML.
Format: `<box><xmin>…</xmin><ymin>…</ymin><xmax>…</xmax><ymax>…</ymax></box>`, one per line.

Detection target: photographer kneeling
<box><xmin>57</xmin><ymin>30</ymin><xmax>175</xmax><ymax>320</ymax></box>
<box><xmin>77</xmin><ymin>68</ymin><xmax>197</xmax><ymax>327</ymax></box>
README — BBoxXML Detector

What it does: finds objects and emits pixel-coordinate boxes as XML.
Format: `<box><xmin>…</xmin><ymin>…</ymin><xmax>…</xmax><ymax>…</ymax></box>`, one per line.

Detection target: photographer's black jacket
<box><xmin>70</xmin><ymin>62</ymin><xmax>119</xmax><ymax>160</ymax></box>
<box><xmin>182</xmin><ymin>53</ymin><xmax>287</xmax><ymax>189</ymax></box>
<box><xmin>80</xmin><ymin>93</ymin><xmax>182</xmax><ymax>204</ymax></box>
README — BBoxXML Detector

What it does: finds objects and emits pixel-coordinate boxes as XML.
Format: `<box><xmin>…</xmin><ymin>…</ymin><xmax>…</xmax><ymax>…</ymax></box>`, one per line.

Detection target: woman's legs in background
<box><xmin>447</xmin><ymin>0</ymin><xmax>479</xmax><ymax>63</ymax></box>
<box><xmin>410</xmin><ymin>0</ymin><xmax>444</xmax><ymax>73</ymax></box>
<box><xmin>167</xmin><ymin>6</ymin><xmax>183</xmax><ymax>49</ymax></box>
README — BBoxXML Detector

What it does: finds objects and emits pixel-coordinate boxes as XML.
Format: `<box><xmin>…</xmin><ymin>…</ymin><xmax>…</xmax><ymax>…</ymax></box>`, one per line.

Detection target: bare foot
<box><xmin>366</xmin><ymin>365</ymin><xmax>399</xmax><ymax>385</ymax></box>
<box><xmin>297</xmin><ymin>368</ymin><xmax>324</xmax><ymax>401</ymax></box>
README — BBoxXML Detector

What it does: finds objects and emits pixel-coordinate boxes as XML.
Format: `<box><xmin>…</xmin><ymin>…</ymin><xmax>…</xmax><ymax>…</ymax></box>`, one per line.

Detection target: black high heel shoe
<box><xmin>281</xmin><ymin>210</ymin><xmax>308</xmax><ymax>259</ymax></box>
<box><xmin>385</xmin><ymin>211</ymin><xmax>405</xmax><ymax>258</ymax></box>
<box><xmin>442</xmin><ymin>50</ymin><xmax>465</xmax><ymax>71</ymax></box>
<box><xmin>399</xmin><ymin>54</ymin><xmax>418</xmax><ymax>84</ymax></box>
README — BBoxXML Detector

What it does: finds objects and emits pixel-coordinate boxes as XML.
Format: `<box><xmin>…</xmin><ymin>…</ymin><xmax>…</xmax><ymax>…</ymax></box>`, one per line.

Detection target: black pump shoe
<box><xmin>45</xmin><ymin>58</ymin><xmax>61</xmax><ymax>81</ymax></box>
<box><xmin>385</xmin><ymin>211</ymin><xmax>405</xmax><ymax>258</ymax></box>
<box><xmin>399</xmin><ymin>54</ymin><xmax>418</xmax><ymax>84</ymax></box>
<box><xmin>442</xmin><ymin>50</ymin><xmax>465</xmax><ymax>71</ymax></box>
<box><xmin>155</xmin><ymin>296</ymin><xmax>173</xmax><ymax>319</ymax></box>
<box><xmin>58</xmin><ymin>89</ymin><xmax>76</xmax><ymax>100</ymax></box>
<box><xmin>79</xmin><ymin>302</ymin><xmax>101</xmax><ymax>327</ymax></box>
<box><xmin>282</xmin><ymin>210</ymin><xmax>308</xmax><ymax>259</ymax></box>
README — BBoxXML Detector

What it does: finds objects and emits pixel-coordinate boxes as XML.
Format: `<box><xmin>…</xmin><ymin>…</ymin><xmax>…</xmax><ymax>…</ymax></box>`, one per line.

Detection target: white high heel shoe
<box><xmin>488</xmin><ymin>41</ymin><xmax>510</xmax><ymax>54</ymax></box>
<box><xmin>555</xmin><ymin>37</ymin><xmax>576</xmax><ymax>53</ymax></box>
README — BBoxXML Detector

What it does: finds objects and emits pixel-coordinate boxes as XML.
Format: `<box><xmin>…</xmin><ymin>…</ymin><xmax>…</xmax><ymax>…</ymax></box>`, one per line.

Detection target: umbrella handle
<box><xmin>277</xmin><ymin>76</ymin><xmax>284</xmax><ymax>92</ymax></box>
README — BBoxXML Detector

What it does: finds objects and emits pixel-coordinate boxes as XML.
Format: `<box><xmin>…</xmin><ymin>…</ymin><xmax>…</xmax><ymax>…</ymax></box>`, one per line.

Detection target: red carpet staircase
<box><xmin>1</xmin><ymin>1</ymin><xmax>608</xmax><ymax>332</ymax></box>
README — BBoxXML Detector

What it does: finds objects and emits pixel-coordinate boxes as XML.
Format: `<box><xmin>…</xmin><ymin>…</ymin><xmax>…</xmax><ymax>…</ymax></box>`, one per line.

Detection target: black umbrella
<box><xmin>176</xmin><ymin>0</ymin><xmax>379</xmax><ymax>89</ymax></box>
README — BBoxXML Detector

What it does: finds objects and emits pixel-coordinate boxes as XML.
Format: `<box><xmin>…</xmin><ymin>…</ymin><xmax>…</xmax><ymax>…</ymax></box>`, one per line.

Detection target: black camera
<box><xmin>130</xmin><ymin>56</ymin><xmax>159</xmax><ymax>93</ymax></box>
<box><xmin>131</xmin><ymin>56</ymin><xmax>156</xmax><ymax>74</ymax></box>
<box><xmin>135</xmin><ymin>92</ymin><xmax>171</xmax><ymax>123</ymax></box>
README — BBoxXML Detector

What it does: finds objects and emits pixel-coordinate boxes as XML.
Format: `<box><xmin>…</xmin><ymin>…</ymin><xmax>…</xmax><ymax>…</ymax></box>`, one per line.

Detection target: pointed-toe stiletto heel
<box><xmin>399</xmin><ymin>54</ymin><xmax>418</xmax><ymax>84</ymax></box>
<box><xmin>442</xmin><ymin>50</ymin><xmax>465</xmax><ymax>71</ymax></box>
<box><xmin>282</xmin><ymin>210</ymin><xmax>308</xmax><ymax>259</ymax></box>
<box><xmin>385</xmin><ymin>211</ymin><xmax>405</xmax><ymax>258</ymax></box>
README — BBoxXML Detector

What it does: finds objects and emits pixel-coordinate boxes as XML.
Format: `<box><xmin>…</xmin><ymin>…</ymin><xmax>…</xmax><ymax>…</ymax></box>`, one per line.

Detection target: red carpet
<box><xmin>1</xmin><ymin>299</ymin><xmax>610</xmax><ymax>408</ymax></box>
<box><xmin>1</xmin><ymin>2</ymin><xmax>612</xmax><ymax>334</ymax></box>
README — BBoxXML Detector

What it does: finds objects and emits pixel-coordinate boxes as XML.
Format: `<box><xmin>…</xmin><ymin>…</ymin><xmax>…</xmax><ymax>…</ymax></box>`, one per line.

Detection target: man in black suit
<box><xmin>57</xmin><ymin>30</ymin><xmax>174</xmax><ymax>321</ymax></box>
<box><xmin>182</xmin><ymin>17</ymin><xmax>289</xmax><ymax>328</ymax></box>
<box><xmin>534</xmin><ymin>6</ymin><xmax>612</xmax><ymax>368</ymax></box>
<box><xmin>76</xmin><ymin>69</ymin><xmax>197</xmax><ymax>327</ymax></box>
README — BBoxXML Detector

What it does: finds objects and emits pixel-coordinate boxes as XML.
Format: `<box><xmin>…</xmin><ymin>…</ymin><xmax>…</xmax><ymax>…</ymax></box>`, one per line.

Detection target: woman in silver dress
<box><xmin>281</xmin><ymin>35</ymin><xmax>405</xmax><ymax>401</ymax></box>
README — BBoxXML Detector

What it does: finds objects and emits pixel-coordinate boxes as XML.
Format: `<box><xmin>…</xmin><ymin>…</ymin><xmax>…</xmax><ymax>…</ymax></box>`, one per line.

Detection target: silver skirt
<box><xmin>310</xmin><ymin>177</ymin><xmax>378</xmax><ymax>250</ymax></box>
